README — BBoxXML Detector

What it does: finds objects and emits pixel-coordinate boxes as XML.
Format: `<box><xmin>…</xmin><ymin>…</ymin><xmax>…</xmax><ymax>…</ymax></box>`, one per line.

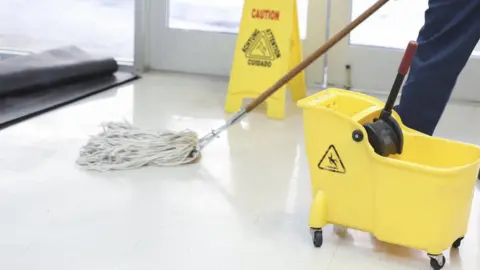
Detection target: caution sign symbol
<box><xmin>318</xmin><ymin>145</ymin><xmax>346</xmax><ymax>174</ymax></box>
<box><xmin>247</xmin><ymin>37</ymin><xmax>274</xmax><ymax>60</ymax></box>
<box><xmin>242</xmin><ymin>29</ymin><xmax>281</xmax><ymax>68</ymax></box>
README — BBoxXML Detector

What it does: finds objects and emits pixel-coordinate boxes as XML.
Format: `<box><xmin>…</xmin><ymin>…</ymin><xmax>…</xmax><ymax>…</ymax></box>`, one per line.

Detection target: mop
<box><xmin>76</xmin><ymin>0</ymin><xmax>391</xmax><ymax>171</ymax></box>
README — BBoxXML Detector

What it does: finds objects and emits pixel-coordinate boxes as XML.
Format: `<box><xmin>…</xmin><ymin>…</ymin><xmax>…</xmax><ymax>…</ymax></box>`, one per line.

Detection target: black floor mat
<box><xmin>0</xmin><ymin>46</ymin><xmax>139</xmax><ymax>129</ymax></box>
<box><xmin>0</xmin><ymin>71</ymin><xmax>138</xmax><ymax>129</ymax></box>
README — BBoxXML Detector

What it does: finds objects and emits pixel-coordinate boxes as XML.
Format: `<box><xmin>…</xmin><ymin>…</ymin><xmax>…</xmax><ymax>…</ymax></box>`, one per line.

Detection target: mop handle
<box><xmin>244</xmin><ymin>0</ymin><xmax>391</xmax><ymax>113</ymax></box>
<box><xmin>383</xmin><ymin>40</ymin><xmax>419</xmax><ymax>114</ymax></box>
<box><xmin>197</xmin><ymin>0</ymin><xmax>391</xmax><ymax>150</ymax></box>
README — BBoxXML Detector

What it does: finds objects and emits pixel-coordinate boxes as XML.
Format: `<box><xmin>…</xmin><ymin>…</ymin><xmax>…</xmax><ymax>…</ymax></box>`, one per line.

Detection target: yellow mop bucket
<box><xmin>297</xmin><ymin>42</ymin><xmax>480</xmax><ymax>270</ymax></box>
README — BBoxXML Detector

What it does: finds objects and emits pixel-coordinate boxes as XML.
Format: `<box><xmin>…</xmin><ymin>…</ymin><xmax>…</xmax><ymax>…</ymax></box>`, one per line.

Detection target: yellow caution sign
<box><xmin>225</xmin><ymin>0</ymin><xmax>307</xmax><ymax>119</ymax></box>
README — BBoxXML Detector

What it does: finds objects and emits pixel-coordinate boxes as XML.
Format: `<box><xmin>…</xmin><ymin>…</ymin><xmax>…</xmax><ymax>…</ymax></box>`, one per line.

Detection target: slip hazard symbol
<box><xmin>318</xmin><ymin>145</ymin><xmax>346</xmax><ymax>174</ymax></box>
<box><xmin>241</xmin><ymin>29</ymin><xmax>281</xmax><ymax>68</ymax></box>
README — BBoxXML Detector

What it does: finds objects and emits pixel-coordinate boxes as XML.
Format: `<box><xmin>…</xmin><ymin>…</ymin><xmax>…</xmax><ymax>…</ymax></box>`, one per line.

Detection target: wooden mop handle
<box><xmin>244</xmin><ymin>0</ymin><xmax>390</xmax><ymax>113</ymax></box>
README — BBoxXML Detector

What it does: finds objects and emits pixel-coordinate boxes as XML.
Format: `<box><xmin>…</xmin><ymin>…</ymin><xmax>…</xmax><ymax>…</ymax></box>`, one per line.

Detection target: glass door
<box><xmin>0</xmin><ymin>0</ymin><xmax>135</xmax><ymax>63</ymax></box>
<box><xmin>326</xmin><ymin>0</ymin><xmax>480</xmax><ymax>101</ymax></box>
<box><xmin>146</xmin><ymin>0</ymin><xmax>329</xmax><ymax>86</ymax></box>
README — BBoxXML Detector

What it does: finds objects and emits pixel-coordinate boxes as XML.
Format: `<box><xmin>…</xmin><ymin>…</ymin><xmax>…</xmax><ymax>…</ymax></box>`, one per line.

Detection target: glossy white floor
<box><xmin>0</xmin><ymin>72</ymin><xmax>479</xmax><ymax>270</ymax></box>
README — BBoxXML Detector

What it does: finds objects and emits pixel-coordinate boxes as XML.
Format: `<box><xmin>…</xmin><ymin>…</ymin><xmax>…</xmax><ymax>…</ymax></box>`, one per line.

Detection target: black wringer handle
<box><xmin>382</xmin><ymin>40</ymin><xmax>419</xmax><ymax>117</ymax></box>
<box><xmin>363</xmin><ymin>41</ymin><xmax>419</xmax><ymax>157</ymax></box>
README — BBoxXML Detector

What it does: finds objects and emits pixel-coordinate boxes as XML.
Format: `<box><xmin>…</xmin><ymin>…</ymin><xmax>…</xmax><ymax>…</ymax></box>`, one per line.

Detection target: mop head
<box><xmin>76</xmin><ymin>121</ymin><xmax>201</xmax><ymax>171</ymax></box>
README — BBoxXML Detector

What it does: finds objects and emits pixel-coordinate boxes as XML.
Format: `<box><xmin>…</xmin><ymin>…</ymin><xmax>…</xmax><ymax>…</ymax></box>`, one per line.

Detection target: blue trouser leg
<box><xmin>395</xmin><ymin>0</ymin><xmax>480</xmax><ymax>136</ymax></box>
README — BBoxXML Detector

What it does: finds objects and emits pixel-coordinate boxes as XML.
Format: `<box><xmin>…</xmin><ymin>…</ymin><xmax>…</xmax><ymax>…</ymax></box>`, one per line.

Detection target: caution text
<box><xmin>251</xmin><ymin>9</ymin><xmax>280</xmax><ymax>21</ymax></box>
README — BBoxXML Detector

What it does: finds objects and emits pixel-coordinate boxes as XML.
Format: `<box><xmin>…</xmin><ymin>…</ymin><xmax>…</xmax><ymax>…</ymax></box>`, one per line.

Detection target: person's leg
<box><xmin>395</xmin><ymin>0</ymin><xmax>480</xmax><ymax>136</ymax></box>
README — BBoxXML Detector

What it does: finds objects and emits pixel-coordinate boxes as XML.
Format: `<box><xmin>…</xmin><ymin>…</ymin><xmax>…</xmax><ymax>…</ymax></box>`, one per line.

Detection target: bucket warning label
<box><xmin>242</xmin><ymin>29</ymin><xmax>281</xmax><ymax>68</ymax></box>
<box><xmin>318</xmin><ymin>145</ymin><xmax>346</xmax><ymax>174</ymax></box>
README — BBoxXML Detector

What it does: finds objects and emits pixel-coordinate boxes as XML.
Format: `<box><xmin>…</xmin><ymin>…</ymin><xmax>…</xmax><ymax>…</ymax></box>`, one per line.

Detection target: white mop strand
<box><xmin>76</xmin><ymin>121</ymin><xmax>200</xmax><ymax>171</ymax></box>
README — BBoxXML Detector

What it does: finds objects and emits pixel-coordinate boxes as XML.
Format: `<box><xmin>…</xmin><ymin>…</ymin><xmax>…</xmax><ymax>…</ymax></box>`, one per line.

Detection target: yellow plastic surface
<box><xmin>297</xmin><ymin>88</ymin><xmax>480</xmax><ymax>254</ymax></box>
<box><xmin>225</xmin><ymin>0</ymin><xmax>306</xmax><ymax>119</ymax></box>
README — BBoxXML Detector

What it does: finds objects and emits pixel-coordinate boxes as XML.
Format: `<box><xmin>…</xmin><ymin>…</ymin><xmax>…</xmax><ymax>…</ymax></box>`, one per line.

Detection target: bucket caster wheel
<box><xmin>428</xmin><ymin>254</ymin><xmax>445</xmax><ymax>270</ymax></box>
<box><xmin>310</xmin><ymin>228</ymin><xmax>323</xmax><ymax>248</ymax></box>
<box><xmin>452</xmin><ymin>237</ymin><xmax>464</xmax><ymax>248</ymax></box>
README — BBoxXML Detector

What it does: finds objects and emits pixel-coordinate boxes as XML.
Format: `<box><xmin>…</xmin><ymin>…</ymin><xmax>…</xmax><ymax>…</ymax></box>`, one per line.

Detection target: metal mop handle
<box><xmin>198</xmin><ymin>0</ymin><xmax>391</xmax><ymax>150</ymax></box>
